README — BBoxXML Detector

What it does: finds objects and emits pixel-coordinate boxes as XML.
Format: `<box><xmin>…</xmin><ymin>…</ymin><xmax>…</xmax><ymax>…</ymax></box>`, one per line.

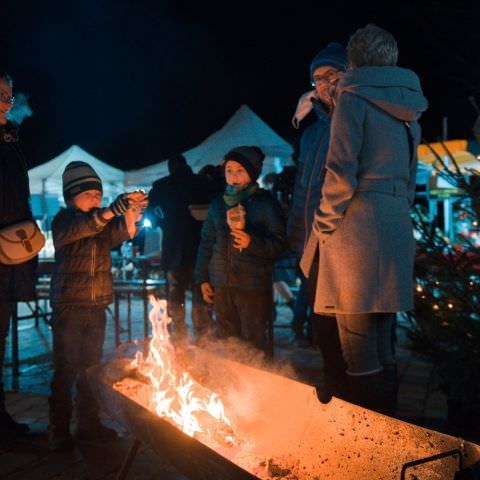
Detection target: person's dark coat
<box><xmin>302</xmin><ymin>66</ymin><xmax>428</xmax><ymax>314</ymax></box>
<box><xmin>286</xmin><ymin>103</ymin><xmax>331</xmax><ymax>258</ymax></box>
<box><xmin>195</xmin><ymin>189</ymin><xmax>287</xmax><ymax>289</ymax></box>
<box><xmin>147</xmin><ymin>164</ymin><xmax>214</xmax><ymax>270</ymax></box>
<box><xmin>0</xmin><ymin>124</ymin><xmax>37</xmax><ymax>301</ymax></box>
<box><xmin>50</xmin><ymin>208</ymin><xmax>130</xmax><ymax>307</ymax></box>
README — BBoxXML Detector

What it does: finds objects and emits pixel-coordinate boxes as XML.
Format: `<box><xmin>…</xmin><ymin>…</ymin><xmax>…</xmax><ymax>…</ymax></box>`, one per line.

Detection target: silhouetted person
<box><xmin>0</xmin><ymin>70</ymin><xmax>36</xmax><ymax>438</ymax></box>
<box><xmin>147</xmin><ymin>154</ymin><xmax>214</xmax><ymax>341</ymax></box>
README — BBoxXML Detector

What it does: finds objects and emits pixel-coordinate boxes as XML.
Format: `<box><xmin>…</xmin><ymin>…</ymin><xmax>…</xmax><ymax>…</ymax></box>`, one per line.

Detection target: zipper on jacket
<box><xmin>91</xmin><ymin>243</ymin><xmax>96</xmax><ymax>303</ymax></box>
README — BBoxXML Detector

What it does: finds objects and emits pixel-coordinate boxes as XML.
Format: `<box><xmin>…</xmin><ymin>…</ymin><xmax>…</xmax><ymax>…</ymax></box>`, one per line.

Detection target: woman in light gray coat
<box><xmin>302</xmin><ymin>24</ymin><xmax>428</xmax><ymax>414</ymax></box>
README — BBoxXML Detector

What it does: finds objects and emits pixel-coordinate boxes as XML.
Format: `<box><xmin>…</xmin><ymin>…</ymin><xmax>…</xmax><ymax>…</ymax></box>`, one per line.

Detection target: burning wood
<box><xmin>89</xmin><ymin>296</ymin><xmax>480</xmax><ymax>480</ymax></box>
<box><xmin>115</xmin><ymin>297</ymin><xmax>235</xmax><ymax>447</ymax></box>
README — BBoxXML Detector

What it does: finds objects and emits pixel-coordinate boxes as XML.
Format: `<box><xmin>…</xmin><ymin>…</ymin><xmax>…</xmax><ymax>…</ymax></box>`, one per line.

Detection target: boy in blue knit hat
<box><xmin>48</xmin><ymin>161</ymin><xmax>148</xmax><ymax>450</ymax></box>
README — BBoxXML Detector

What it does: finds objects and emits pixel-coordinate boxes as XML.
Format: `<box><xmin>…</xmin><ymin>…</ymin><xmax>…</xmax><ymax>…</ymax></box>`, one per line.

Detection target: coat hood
<box><xmin>337</xmin><ymin>66</ymin><xmax>428</xmax><ymax>122</ymax></box>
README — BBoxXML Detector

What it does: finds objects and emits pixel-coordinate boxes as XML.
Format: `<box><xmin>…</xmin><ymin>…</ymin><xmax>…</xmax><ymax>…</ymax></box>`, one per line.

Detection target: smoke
<box><xmin>7</xmin><ymin>92</ymin><xmax>33</xmax><ymax>125</ymax></box>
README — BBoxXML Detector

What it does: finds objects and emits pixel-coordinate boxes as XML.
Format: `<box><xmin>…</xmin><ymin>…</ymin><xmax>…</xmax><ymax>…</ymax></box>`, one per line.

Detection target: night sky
<box><xmin>2</xmin><ymin>1</ymin><xmax>480</xmax><ymax>170</ymax></box>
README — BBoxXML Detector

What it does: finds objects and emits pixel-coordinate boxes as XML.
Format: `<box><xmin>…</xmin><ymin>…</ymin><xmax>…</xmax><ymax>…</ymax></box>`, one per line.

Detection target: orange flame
<box><xmin>131</xmin><ymin>297</ymin><xmax>234</xmax><ymax>442</ymax></box>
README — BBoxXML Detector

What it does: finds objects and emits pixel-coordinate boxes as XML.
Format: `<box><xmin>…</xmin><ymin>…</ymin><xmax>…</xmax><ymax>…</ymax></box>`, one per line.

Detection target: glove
<box><xmin>110</xmin><ymin>193</ymin><xmax>130</xmax><ymax>216</ymax></box>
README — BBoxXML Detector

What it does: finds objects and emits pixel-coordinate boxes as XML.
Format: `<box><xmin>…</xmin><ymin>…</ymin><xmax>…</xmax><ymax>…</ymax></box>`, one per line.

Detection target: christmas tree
<box><xmin>408</xmin><ymin>143</ymin><xmax>480</xmax><ymax>432</ymax></box>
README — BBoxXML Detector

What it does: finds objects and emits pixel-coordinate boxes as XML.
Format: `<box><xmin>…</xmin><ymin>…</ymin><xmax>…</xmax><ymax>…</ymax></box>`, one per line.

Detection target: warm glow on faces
<box><xmin>0</xmin><ymin>78</ymin><xmax>13</xmax><ymax>126</ymax></box>
<box><xmin>225</xmin><ymin>160</ymin><xmax>251</xmax><ymax>189</ymax></box>
<box><xmin>71</xmin><ymin>189</ymin><xmax>102</xmax><ymax>212</ymax></box>
<box><xmin>311</xmin><ymin>65</ymin><xmax>342</xmax><ymax>105</ymax></box>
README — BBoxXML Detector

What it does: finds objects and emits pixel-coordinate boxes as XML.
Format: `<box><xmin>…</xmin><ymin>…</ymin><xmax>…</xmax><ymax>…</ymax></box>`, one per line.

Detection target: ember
<box><xmin>123</xmin><ymin>297</ymin><xmax>234</xmax><ymax>444</ymax></box>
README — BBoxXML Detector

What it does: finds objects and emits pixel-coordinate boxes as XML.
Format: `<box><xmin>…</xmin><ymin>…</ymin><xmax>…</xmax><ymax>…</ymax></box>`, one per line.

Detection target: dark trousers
<box><xmin>49</xmin><ymin>306</ymin><xmax>106</xmax><ymax>432</ymax></box>
<box><xmin>0</xmin><ymin>302</ymin><xmax>13</xmax><ymax>413</ymax></box>
<box><xmin>306</xmin><ymin>252</ymin><xmax>347</xmax><ymax>397</ymax></box>
<box><xmin>166</xmin><ymin>267</ymin><xmax>211</xmax><ymax>338</ymax></box>
<box><xmin>214</xmin><ymin>286</ymin><xmax>272</xmax><ymax>351</ymax></box>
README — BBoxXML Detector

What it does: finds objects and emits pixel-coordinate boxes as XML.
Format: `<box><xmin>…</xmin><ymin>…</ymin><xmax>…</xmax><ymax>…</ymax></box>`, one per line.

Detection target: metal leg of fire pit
<box><xmin>114</xmin><ymin>294</ymin><xmax>120</xmax><ymax>347</ymax></box>
<box><xmin>116</xmin><ymin>437</ymin><xmax>141</xmax><ymax>480</ymax></box>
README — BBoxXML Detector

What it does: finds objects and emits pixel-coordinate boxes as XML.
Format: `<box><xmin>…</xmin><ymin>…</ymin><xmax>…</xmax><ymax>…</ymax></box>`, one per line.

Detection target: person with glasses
<box><xmin>302</xmin><ymin>25</ymin><xmax>427</xmax><ymax>415</ymax></box>
<box><xmin>0</xmin><ymin>70</ymin><xmax>37</xmax><ymax>438</ymax></box>
<box><xmin>287</xmin><ymin>43</ymin><xmax>348</xmax><ymax>401</ymax></box>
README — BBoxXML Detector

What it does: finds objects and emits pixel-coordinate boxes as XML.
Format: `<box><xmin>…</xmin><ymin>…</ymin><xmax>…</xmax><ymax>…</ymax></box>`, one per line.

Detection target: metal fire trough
<box><xmin>88</xmin><ymin>347</ymin><xmax>480</xmax><ymax>480</ymax></box>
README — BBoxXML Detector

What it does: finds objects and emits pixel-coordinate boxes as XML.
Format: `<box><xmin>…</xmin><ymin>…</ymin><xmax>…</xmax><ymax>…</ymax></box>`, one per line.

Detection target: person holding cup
<box><xmin>195</xmin><ymin>146</ymin><xmax>286</xmax><ymax>351</ymax></box>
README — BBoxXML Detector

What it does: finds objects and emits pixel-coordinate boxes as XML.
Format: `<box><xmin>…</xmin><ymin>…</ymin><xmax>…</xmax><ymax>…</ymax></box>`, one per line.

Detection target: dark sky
<box><xmin>2</xmin><ymin>0</ymin><xmax>480</xmax><ymax>170</ymax></box>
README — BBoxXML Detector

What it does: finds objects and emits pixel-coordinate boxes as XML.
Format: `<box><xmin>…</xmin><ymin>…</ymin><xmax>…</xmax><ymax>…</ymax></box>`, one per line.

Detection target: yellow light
<box><xmin>416</xmin><ymin>285</ymin><xmax>423</xmax><ymax>292</ymax></box>
<box><xmin>447</xmin><ymin>303</ymin><xmax>453</xmax><ymax>309</ymax></box>
<box><xmin>433</xmin><ymin>304</ymin><xmax>440</xmax><ymax>311</ymax></box>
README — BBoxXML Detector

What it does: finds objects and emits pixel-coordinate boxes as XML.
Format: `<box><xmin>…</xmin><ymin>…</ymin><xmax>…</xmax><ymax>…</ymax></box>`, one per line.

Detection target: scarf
<box><xmin>223</xmin><ymin>183</ymin><xmax>258</xmax><ymax>207</ymax></box>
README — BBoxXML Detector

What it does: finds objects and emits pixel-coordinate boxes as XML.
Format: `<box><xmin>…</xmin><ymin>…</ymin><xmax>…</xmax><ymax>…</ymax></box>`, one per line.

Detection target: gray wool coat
<box><xmin>301</xmin><ymin>66</ymin><xmax>428</xmax><ymax>314</ymax></box>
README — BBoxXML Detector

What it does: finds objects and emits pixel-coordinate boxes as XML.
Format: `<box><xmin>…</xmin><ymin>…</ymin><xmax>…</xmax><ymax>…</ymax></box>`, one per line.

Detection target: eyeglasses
<box><xmin>0</xmin><ymin>93</ymin><xmax>15</xmax><ymax>105</ymax></box>
<box><xmin>311</xmin><ymin>70</ymin><xmax>339</xmax><ymax>87</ymax></box>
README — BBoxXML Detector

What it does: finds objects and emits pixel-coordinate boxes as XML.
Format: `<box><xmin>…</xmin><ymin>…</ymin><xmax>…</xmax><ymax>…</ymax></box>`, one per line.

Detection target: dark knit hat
<box><xmin>62</xmin><ymin>161</ymin><xmax>102</xmax><ymax>201</ymax></box>
<box><xmin>223</xmin><ymin>146</ymin><xmax>265</xmax><ymax>182</ymax></box>
<box><xmin>310</xmin><ymin>42</ymin><xmax>347</xmax><ymax>82</ymax></box>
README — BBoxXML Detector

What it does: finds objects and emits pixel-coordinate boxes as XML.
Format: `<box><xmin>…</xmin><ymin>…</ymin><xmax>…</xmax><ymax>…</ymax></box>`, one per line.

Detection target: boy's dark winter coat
<box><xmin>50</xmin><ymin>208</ymin><xmax>130</xmax><ymax>307</ymax></box>
<box><xmin>195</xmin><ymin>189</ymin><xmax>286</xmax><ymax>289</ymax></box>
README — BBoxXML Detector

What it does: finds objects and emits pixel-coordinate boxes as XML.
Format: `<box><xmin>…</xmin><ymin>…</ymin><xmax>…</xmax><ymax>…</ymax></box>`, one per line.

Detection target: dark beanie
<box><xmin>62</xmin><ymin>161</ymin><xmax>103</xmax><ymax>202</ymax></box>
<box><xmin>310</xmin><ymin>42</ymin><xmax>347</xmax><ymax>82</ymax></box>
<box><xmin>223</xmin><ymin>146</ymin><xmax>265</xmax><ymax>182</ymax></box>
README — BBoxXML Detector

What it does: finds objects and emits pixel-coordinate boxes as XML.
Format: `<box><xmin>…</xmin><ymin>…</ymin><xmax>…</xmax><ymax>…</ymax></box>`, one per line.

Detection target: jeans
<box><xmin>214</xmin><ymin>286</ymin><xmax>272</xmax><ymax>351</ymax></box>
<box><xmin>336</xmin><ymin>312</ymin><xmax>396</xmax><ymax>376</ymax></box>
<box><xmin>49</xmin><ymin>305</ymin><xmax>106</xmax><ymax>430</ymax></box>
<box><xmin>166</xmin><ymin>267</ymin><xmax>211</xmax><ymax>338</ymax></box>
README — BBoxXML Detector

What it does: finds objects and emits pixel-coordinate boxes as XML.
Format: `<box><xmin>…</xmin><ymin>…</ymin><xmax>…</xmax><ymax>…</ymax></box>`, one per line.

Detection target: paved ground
<box><xmin>1</xmin><ymin>297</ymin><xmax>479</xmax><ymax>479</ymax></box>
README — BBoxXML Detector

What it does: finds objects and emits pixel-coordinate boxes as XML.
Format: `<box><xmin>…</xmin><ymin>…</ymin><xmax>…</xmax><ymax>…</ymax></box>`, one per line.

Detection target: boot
<box><xmin>74</xmin><ymin>416</ymin><xmax>118</xmax><ymax>444</ymax></box>
<box><xmin>0</xmin><ymin>382</ymin><xmax>29</xmax><ymax>437</ymax></box>
<box><xmin>346</xmin><ymin>371</ymin><xmax>385</xmax><ymax>413</ymax></box>
<box><xmin>48</xmin><ymin>395</ymin><xmax>73</xmax><ymax>450</ymax></box>
<box><xmin>48</xmin><ymin>424</ymin><xmax>73</xmax><ymax>451</ymax></box>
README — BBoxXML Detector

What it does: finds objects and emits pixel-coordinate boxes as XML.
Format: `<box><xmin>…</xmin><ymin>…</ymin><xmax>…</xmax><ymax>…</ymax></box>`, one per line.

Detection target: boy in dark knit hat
<box><xmin>195</xmin><ymin>146</ymin><xmax>286</xmax><ymax>352</ymax></box>
<box><xmin>48</xmin><ymin>161</ymin><xmax>148</xmax><ymax>451</ymax></box>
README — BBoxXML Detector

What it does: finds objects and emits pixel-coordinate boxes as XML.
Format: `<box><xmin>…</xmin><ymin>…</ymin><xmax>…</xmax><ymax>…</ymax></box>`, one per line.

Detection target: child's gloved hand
<box><xmin>110</xmin><ymin>193</ymin><xmax>130</xmax><ymax>216</ymax></box>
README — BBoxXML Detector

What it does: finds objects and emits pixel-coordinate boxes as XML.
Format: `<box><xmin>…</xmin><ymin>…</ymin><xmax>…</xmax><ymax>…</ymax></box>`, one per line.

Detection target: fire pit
<box><xmin>88</xmin><ymin>299</ymin><xmax>480</xmax><ymax>479</ymax></box>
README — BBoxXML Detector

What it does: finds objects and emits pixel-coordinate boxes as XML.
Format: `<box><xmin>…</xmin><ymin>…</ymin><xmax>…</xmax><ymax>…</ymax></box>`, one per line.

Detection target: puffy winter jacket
<box><xmin>195</xmin><ymin>189</ymin><xmax>286</xmax><ymax>289</ymax></box>
<box><xmin>286</xmin><ymin>103</ymin><xmax>331</xmax><ymax>258</ymax></box>
<box><xmin>50</xmin><ymin>208</ymin><xmax>130</xmax><ymax>307</ymax></box>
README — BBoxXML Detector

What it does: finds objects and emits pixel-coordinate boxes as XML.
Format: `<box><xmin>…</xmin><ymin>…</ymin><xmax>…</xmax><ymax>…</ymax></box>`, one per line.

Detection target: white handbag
<box><xmin>0</xmin><ymin>219</ymin><xmax>45</xmax><ymax>265</ymax></box>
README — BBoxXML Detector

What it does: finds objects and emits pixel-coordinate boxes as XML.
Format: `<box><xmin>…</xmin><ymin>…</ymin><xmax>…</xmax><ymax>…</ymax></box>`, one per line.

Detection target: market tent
<box><xmin>417</xmin><ymin>139</ymin><xmax>468</xmax><ymax>160</ymax></box>
<box><xmin>125</xmin><ymin>104</ymin><xmax>294</xmax><ymax>188</ymax></box>
<box><xmin>29</xmin><ymin>145</ymin><xmax>126</xmax><ymax>205</ymax></box>
<box><xmin>419</xmin><ymin>150</ymin><xmax>480</xmax><ymax>173</ymax></box>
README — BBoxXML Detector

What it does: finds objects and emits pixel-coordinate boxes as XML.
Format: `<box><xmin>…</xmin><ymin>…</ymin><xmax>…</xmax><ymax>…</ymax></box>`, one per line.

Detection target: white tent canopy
<box><xmin>125</xmin><ymin>104</ymin><xmax>294</xmax><ymax>188</ymax></box>
<box><xmin>29</xmin><ymin>145</ymin><xmax>126</xmax><ymax>202</ymax></box>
